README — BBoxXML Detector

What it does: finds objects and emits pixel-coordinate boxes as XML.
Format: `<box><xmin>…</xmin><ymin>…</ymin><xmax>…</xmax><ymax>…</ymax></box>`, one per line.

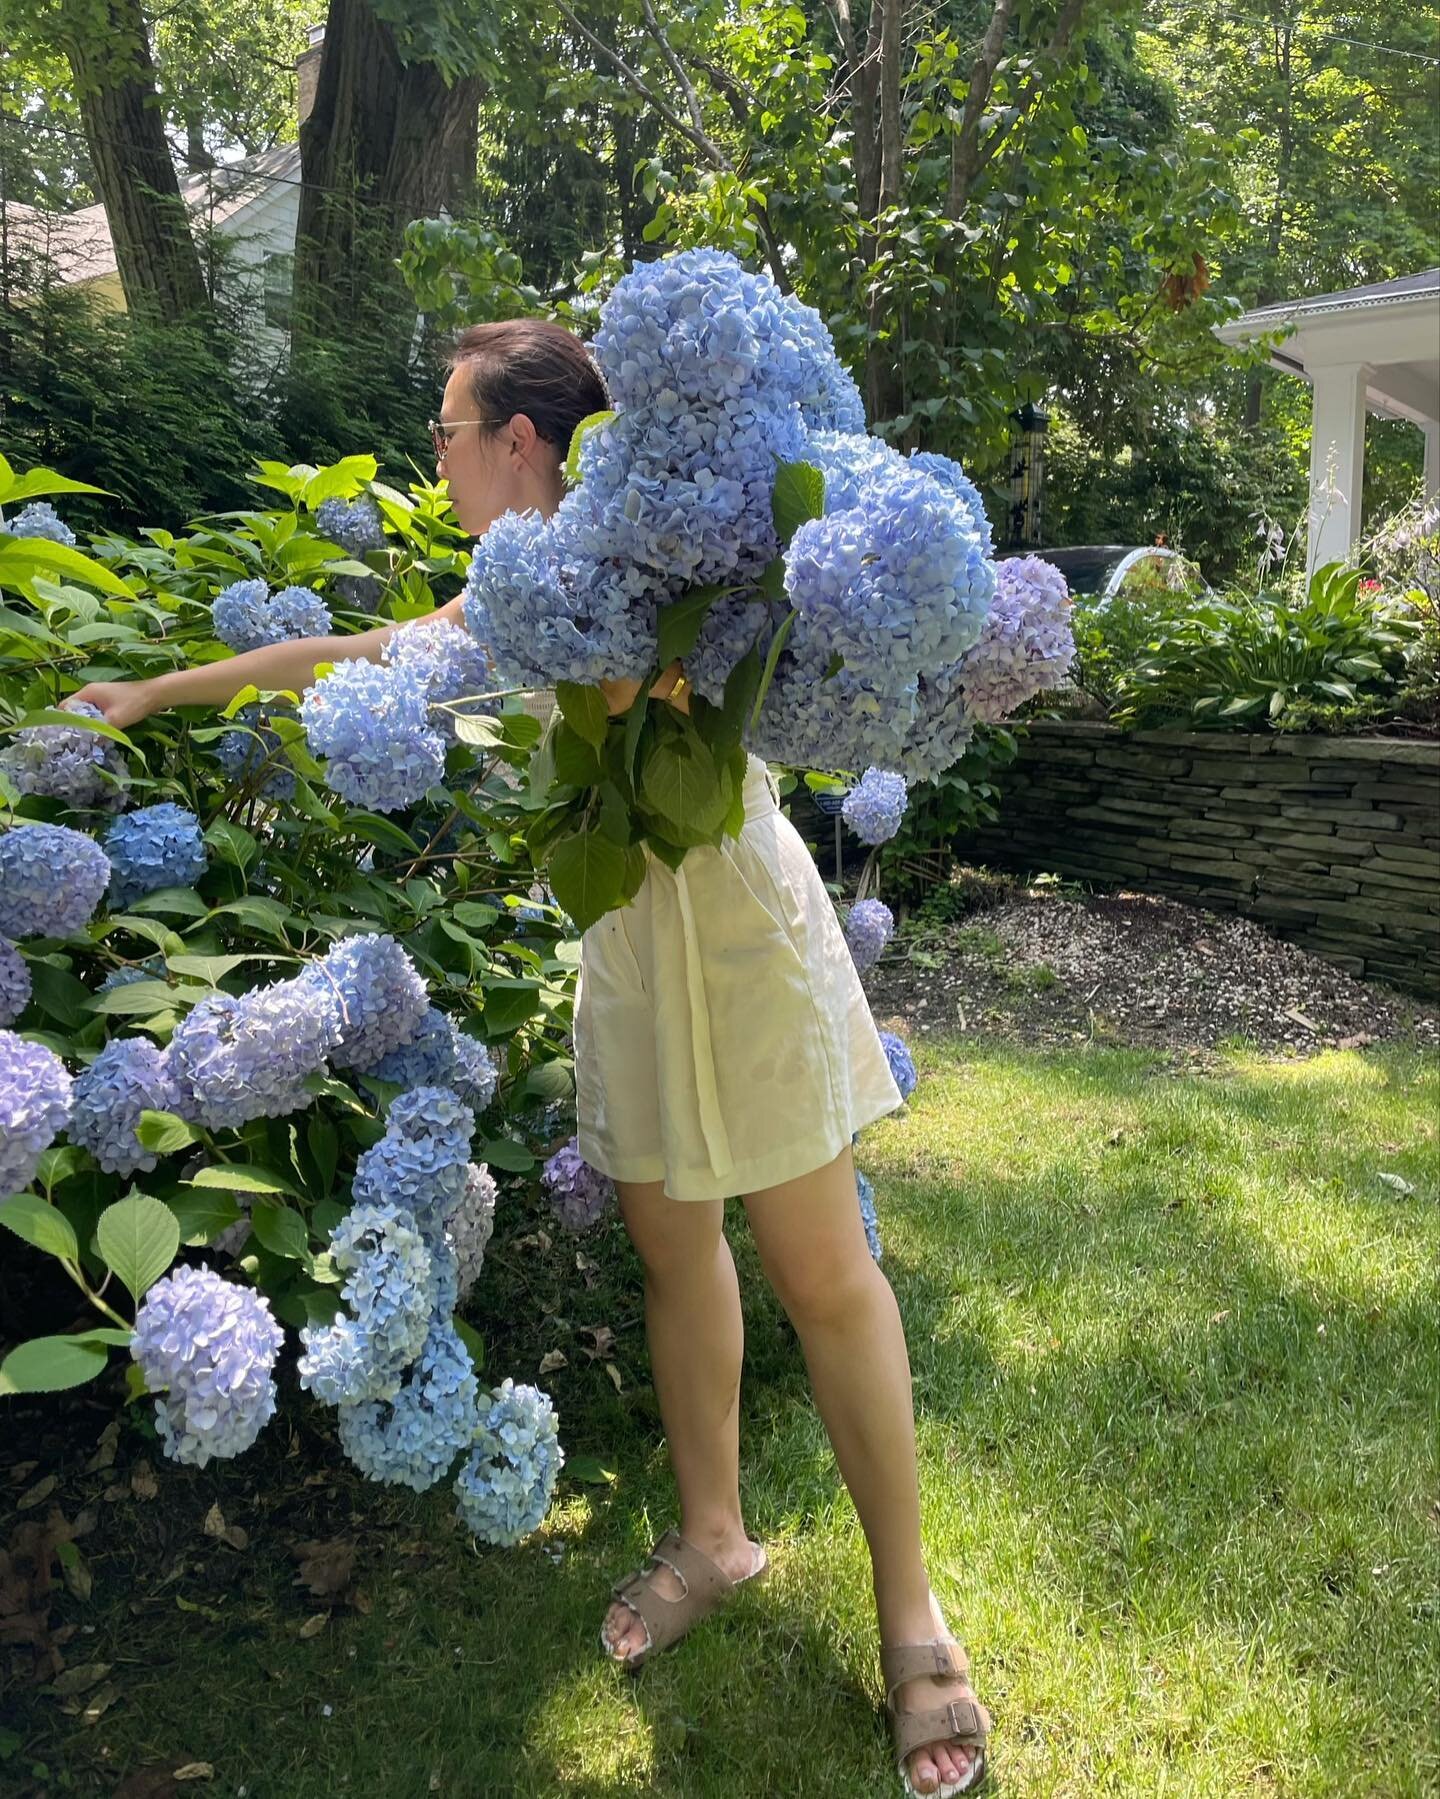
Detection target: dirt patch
<box><xmin>865</xmin><ymin>885</ymin><xmax>1439</xmax><ymax>1057</ymax></box>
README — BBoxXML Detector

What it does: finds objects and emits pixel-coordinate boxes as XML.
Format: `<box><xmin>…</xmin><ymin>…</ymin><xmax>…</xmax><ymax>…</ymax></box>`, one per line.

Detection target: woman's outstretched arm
<box><xmin>66</xmin><ymin>596</ymin><xmax>468</xmax><ymax>726</ymax></box>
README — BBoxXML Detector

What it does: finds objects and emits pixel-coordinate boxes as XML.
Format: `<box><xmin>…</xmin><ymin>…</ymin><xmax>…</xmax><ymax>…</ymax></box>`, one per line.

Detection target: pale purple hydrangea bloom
<box><xmin>7</xmin><ymin>501</ymin><xmax>76</xmax><ymax>545</ymax></box>
<box><xmin>166</xmin><ymin>974</ymin><xmax>341</xmax><ymax>1128</ymax></box>
<box><xmin>0</xmin><ymin>940</ymin><xmax>30</xmax><ymax>1027</ymax></box>
<box><xmin>957</xmin><ymin>555</ymin><xmax>1073</xmax><ymax>722</ymax></box>
<box><xmin>316</xmin><ymin>495</ymin><xmax>386</xmax><ymax>555</ymax></box>
<box><xmin>212</xmin><ymin>702</ymin><xmax>297</xmax><ymax>800</ymax></box>
<box><xmin>1</xmin><ymin>699</ymin><xmax>127</xmax><ymax>811</ymax></box>
<box><xmin>69</xmin><ymin>1037</ymin><xmax>181</xmax><ymax>1175</ymax></box>
<box><xmin>103</xmin><ymin>802</ymin><xmax>207</xmax><ymax>907</ymax></box>
<box><xmin>213</xmin><ymin>578</ymin><xmax>330</xmax><ymax>652</ymax></box>
<box><xmin>337</xmin><ymin>1318</ymin><xmax>478</xmax><ymax>1491</ymax></box>
<box><xmin>879</xmin><ymin>1030</ymin><xmax>917</xmax><ymax>1099</ymax></box>
<box><xmin>541</xmin><ymin>1137</ymin><xmax>615</xmax><ymax>1233</ymax></box>
<box><xmin>856</xmin><ymin>1168</ymin><xmax>883</xmax><ymax>1262</ymax></box>
<box><xmin>842</xmin><ymin>768</ymin><xmax>908</xmax><ymax>845</ymax></box>
<box><xmin>448</xmin><ymin>1163</ymin><xmax>498</xmax><ymax>1304</ymax></box>
<box><xmin>0</xmin><ymin>1030</ymin><xmax>72</xmax><ymax>1194</ymax></box>
<box><xmin>844</xmin><ymin>898</ymin><xmax>895</xmax><ymax>973</ymax></box>
<box><xmin>453</xmin><ymin>1378</ymin><xmax>564</xmax><ymax>1546</ymax></box>
<box><xmin>297</xmin><ymin>1200</ymin><xmax>438</xmax><ymax>1406</ymax></box>
<box><xmin>303</xmin><ymin>933</ymin><xmax>430</xmax><ymax>1073</ymax></box>
<box><xmin>299</xmin><ymin>659</ymin><xmax>446</xmax><ymax>813</ymax></box>
<box><xmin>131</xmin><ymin>1266</ymin><xmax>284</xmax><ymax>1467</ymax></box>
<box><xmin>0</xmin><ymin>822</ymin><xmax>111</xmax><ymax>940</ymax></box>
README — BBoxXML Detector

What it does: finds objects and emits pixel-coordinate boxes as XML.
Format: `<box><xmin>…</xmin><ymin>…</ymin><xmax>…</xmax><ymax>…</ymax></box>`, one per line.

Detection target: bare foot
<box><xmin>600</xmin><ymin>1527</ymin><xmax>765</xmax><ymax>1663</ymax></box>
<box><xmin>893</xmin><ymin>1590</ymin><xmax>985</xmax><ymax>1795</ymax></box>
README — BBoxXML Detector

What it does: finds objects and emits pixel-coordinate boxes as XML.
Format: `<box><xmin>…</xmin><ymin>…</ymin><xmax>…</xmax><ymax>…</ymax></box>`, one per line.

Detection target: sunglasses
<box><xmin>427</xmin><ymin>417</ymin><xmax>507</xmax><ymax>460</ymax></box>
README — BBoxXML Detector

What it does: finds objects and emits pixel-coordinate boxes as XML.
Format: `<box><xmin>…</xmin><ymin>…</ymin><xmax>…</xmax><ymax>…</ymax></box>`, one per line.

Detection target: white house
<box><xmin>6</xmin><ymin>28</ymin><xmax>324</xmax><ymax>346</ymax></box>
<box><xmin>1217</xmin><ymin>270</ymin><xmax>1440</xmax><ymax>570</ymax></box>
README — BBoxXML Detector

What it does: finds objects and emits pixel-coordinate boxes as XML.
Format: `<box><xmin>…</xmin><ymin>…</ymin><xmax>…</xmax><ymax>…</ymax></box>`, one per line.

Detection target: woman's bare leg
<box><xmin>743</xmin><ymin>1142</ymin><xmax>981</xmax><ymax>1795</ymax></box>
<box><xmin>601</xmin><ymin>1179</ymin><xmax>765</xmax><ymax>1660</ymax></box>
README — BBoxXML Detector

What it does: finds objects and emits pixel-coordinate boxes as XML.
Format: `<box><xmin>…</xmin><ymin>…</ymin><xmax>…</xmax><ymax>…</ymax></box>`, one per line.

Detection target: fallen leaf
<box><xmin>7</xmin><ymin>1461</ymin><xmax>38</xmax><ymax>1486</ymax></box>
<box><xmin>49</xmin><ymin>1660</ymin><xmax>112</xmax><ymax>1697</ymax></box>
<box><xmin>63</xmin><ymin>1680</ymin><xmax>120</xmax><ymax>1724</ymax></box>
<box><xmin>538</xmin><ymin>1349</ymin><xmax>568</xmax><ymax>1375</ymax></box>
<box><xmin>56</xmin><ymin>1539</ymin><xmax>93</xmax><ymax>1602</ymax></box>
<box><xmin>201</xmin><ymin>1504</ymin><xmax>247</xmax><ymax>1551</ymax></box>
<box><xmin>172</xmin><ymin>1763</ymin><xmax>215</xmax><ymax>1781</ymax></box>
<box><xmin>17</xmin><ymin>1475</ymin><xmax>59</xmax><ymax>1512</ymax></box>
<box><xmin>130</xmin><ymin>1461</ymin><xmax>159</xmax><ymax>1501</ymax></box>
<box><xmin>291</xmin><ymin>1539</ymin><xmax>356</xmax><ymax>1599</ymax></box>
<box><xmin>578</xmin><ymin>1325</ymin><xmax>616</xmax><ymax>1360</ymax></box>
<box><xmin>101</xmin><ymin>1482</ymin><xmax>128</xmax><ymax>1504</ymax></box>
<box><xmin>84</xmin><ymin>1421</ymin><xmax>120</xmax><ymax>1475</ymax></box>
<box><xmin>1377</xmin><ymin>1172</ymin><xmax>1415</xmax><ymax>1196</ymax></box>
<box><xmin>604</xmin><ymin>1362</ymin><xmax>624</xmax><ymax>1394</ymax></box>
<box><xmin>298</xmin><ymin>1613</ymin><xmax>328</xmax><ymax>1639</ymax></box>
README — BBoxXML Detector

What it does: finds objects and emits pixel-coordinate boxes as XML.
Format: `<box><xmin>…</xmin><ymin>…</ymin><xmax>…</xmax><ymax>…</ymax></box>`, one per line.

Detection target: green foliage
<box><xmin>876</xmin><ymin>728</ymin><xmax>1020</xmax><ymax>903</ymax></box>
<box><xmin>1110</xmin><ymin>562</ymin><xmax>1424</xmax><ymax>730</ymax></box>
<box><xmin>1</xmin><ymin>457</ymin><xmax>579</xmax><ymax>1398</ymax></box>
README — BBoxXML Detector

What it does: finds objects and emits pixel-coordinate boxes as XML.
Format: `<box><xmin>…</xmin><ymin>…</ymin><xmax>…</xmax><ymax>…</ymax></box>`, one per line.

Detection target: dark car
<box><xmin>1000</xmin><ymin>544</ymin><xmax>1208</xmax><ymax>604</ymax></box>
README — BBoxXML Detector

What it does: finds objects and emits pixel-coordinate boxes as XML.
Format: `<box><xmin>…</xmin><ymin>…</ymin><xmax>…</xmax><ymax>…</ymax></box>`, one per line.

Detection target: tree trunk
<box><xmin>865</xmin><ymin>0</ymin><xmax>906</xmax><ymax>425</ymax></box>
<box><xmin>64</xmin><ymin>0</ymin><xmax>209</xmax><ymax>322</ymax></box>
<box><xmin>293</xmin><ymin>0</ymin><xmax>482</xmax><ymax>350</ymax></box>
<box><xmin>1244</xmin><ymin>18</ymin><xmax>1295</xmax><ymax>433</ymax></box>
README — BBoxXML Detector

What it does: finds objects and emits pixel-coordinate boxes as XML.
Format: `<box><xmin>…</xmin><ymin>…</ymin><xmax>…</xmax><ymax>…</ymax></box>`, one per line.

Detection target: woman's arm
<box><xmin>66</xmin><ymin>597</ymin><xmax>470</xmax><ymax>725</ymax></box>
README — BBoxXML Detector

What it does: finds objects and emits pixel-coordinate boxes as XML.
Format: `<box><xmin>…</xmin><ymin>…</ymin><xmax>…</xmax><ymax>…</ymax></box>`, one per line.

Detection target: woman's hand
<box><xmin>61</xmin><ymin>679</ymin><xmax>159</xmax><ymax>730</ymax></box>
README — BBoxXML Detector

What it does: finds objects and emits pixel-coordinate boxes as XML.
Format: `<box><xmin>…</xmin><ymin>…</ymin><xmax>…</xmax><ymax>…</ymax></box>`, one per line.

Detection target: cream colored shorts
<box><xmin>574</xmin><ymin>754</ymin><xmax>903</xmax><ymax>1202</ymax></box>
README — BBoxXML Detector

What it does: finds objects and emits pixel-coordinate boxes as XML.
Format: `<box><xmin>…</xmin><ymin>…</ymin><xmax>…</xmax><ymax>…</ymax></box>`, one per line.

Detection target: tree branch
<box><xmin>965</xmin><ymin>0</ymin><xmax>1088</xmax><ymax>191</ymax></box>
<box><xmin>552</xmin><ymin>0</ymin><xmax>727</xmax><ymax>170</ymax></box>
<box><xmin>946</xmin><ymin>0</ymin><xmax>1017</xmax><ymax>217</ymax></box>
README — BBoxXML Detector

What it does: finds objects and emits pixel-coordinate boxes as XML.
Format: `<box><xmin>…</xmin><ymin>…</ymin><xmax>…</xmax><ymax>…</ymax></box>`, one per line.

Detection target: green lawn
<box><xmin>12</xmin><ymin>1041</ymin><xmax>1439</xmax><ymax>1798</ymax></box>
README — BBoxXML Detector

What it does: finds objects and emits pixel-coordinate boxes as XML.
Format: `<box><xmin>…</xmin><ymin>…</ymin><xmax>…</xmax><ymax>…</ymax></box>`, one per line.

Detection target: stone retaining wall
<box><xmin>956</xmin><ymin>723</ymin><xmax>1440</xmax><ymax>995</ymax></box>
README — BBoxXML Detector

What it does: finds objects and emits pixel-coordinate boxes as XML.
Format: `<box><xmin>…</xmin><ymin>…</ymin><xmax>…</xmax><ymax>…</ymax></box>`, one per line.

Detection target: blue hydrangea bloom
<box><xmin>316</xmin><ymin>496</ymin><xmax>386</xmax><ymax>555</ymax></box>
<box><xmin>69</xmin><ymin>1037</ymin><xmax>182</xmax><ymax>1175</ymax></box>
<box><xmin>907</xmin><ymin>451</ymin><xmax>995</xmax><ymax>558</ymax></box>
<box><xmin>337</xmin><ymin>1318</ymin><xmax>478</xmax><ymax>1491</ymax></box>
<box><xmin>132</xmin><ymin>1266</ymin><xmax>284</xmax><ymax>1466</ymax></box>
<box><xmin>1</xmin><ymin>699</ymin><xmax>127</xmax><ymax>811</ymax></box>
<box><xmin>298</xmin><ymin>1200</ymin><xmax>438</xmax><ymax>1406</ymax></box>
<box><xmin>368</xmin><ymin>1008</ymin><xmax>498</xmax><ymax>1114</ymax></box>
<box><xmin>748</xmin><ymin>641</ymin><xmax>920</xmax><ymax>776</ymax></box>
<box><xmin>0</xmin><ymin>822</ymin><xmax>111</xmax><ymax>940</ymax></box>
<box><xmin>958</xmin><ymin>555</ymin><xmax>1074</xmax><ymax>721</ymax></box>
<box><xmin>212</xmin><ymin>702</ymin><xmax>297</xmax><ymax>800</ymax></box>
<box><xmin>879</xmin><ymin>1029</ymin><xmax>917</xmax><ymax>1100</ymax></box>
<box><xmin>332</xmin><ymin>572</ymin><xmax>385</xmax><ymax>613</ymax></box>
<box><xmin>382</xmin><ymin>617</ymin><xmax>495</xmax><ymax>742</ymax></box>
<box><xmin>7</xmin><ymin>501</ymin><xmax>76</xmax><ymax>545</ymax></box>
<box><xmin>541</xmin><ymin>1137</ymin><xmax>615</xmax><ymax>1234</ymax></box>
<box><xmin>856</xmin><ymin>1168</ymin><xmax>883</xmax><ymax>1261</ymax></box>
<box><xmin>103</xmin><ymin>803</ymin><xmax>207</xmax><ymax>907</ymax></box>
<box><xmin>453</xmin><ymin>1378</ymin><xmax>564</xmax><ymax>1546</ymax></box>
<box><xmin>780</xmin><ymin>294</ymin><xmax>867</xmax><ymax>434</ymax></box>
<box><xmin>299</xmin><ymin>659</ymin><xmax>446</xmax><ymax>813</ymax></box>
<box><xmin>97</xmin><ymin>957</ymin><xmax>164</xmax><ymax>994</ymax></box>
<box><xmin>166</xmin><ymin>974</ymin><xmax>341</xmax><ymax>1128</ymax></box>
<box><xmin>302</xmin><ymin>933</ymin><xmax>429</xmax><ymax>1073</ymax></box>
<box><xmin>842</xmin><ymin>769</ymin><xmax>908</xmax><ymax>846</ymax></box>
<box><xmin>844</xmin><ymin>899</ymin><xmax>895</xmax><ymax>973</ymax></box>
<box><xmin>0</xmin><ymin>940</ymin><xmax>31</xmax><ymax>1027</ymax></box>
<box><xmin>0</xmin><ymin>1030</ymin><xmax>72</xmax><ymax>1193</ymax></box>
<box><xmin>685</xmin><ymin>594</ymin><xmax>771</xmax><ymax>704</ymax></box>
<box><xmin>213</xmin><ymin>579</ymin><xmax>330</xmax><ymax>651</ymax></box>
<box><xmin>351</xmin><ymin>1085</ymin><xmax>475</xmax><ymax>1230</ymax></box>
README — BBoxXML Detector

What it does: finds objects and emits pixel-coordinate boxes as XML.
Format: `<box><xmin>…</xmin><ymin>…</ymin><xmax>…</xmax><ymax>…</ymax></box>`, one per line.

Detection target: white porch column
<box><xmin>1306</xmin><ymin>361</ymin><xmax>1368</xmax><ymax>572</ymax></box>
<box><xmin>1423</xmin><ymin>421</ymin><xmax>1440</xmax><ymax>503</ymax></box>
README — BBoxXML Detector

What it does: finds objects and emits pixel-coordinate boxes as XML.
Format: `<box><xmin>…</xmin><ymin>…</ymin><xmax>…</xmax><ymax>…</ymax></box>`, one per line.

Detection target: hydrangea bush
<box><xmin>1</xmin><ymin>456</ymin><xmax>579</xmax><ymax>1548</ymax></box>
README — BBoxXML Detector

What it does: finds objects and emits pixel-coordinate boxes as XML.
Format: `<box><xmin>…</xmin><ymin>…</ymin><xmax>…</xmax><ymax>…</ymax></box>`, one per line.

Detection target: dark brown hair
<box><xmin>449</xmin><ymin>319</ymin><xmax>609</xmax><ymax>452</ymax></box>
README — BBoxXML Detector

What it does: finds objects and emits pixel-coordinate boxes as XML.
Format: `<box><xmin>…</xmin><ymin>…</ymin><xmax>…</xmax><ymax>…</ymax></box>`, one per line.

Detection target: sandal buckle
<box><xmin>945</xmin><ymin>1698</ymin><xmax>979</xmax><ymax>1739</ymax></box>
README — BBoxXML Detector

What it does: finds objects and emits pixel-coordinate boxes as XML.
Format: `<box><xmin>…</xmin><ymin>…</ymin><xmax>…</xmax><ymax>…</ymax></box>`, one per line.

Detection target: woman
<box><xmin>68</xmin><ymin>318</ymin><xmax>991</xmax><ymax>1797</ymax></box>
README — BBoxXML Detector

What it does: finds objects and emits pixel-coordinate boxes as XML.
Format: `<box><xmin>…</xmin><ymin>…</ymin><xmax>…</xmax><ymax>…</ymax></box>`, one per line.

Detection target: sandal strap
<box><xmin>880</xmin><ymin>1636</ymin><xmax>971</xmax><ymax>1700</ymax></box>
<box><xmin>888</xmin><ymin>1695</ymin><xmax>992</xmax><ymax>1768</ymax></box>
<box><xmin>608</xmin><ymin>1528</ymin><xmax>736</xmax><ymax>1649</ymax></box>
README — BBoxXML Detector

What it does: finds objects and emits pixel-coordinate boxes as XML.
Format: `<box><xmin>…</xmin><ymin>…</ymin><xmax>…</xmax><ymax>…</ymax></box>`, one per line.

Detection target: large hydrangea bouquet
<box><xmin>448</xmin><ymin>248</ymin><xmax>1072</xmax><ymax>929</ymax></box>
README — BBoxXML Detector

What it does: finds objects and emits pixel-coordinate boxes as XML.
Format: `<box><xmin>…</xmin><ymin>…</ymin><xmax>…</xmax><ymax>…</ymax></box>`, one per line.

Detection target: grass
<box><xmin>9</xmin><ymin>1041</ymin><xmax>1438</xmax><ymax>1798</ymax></box>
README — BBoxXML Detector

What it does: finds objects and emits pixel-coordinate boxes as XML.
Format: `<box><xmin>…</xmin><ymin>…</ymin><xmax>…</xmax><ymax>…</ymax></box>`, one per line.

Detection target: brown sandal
<box><xmin>881</xmin><ymin>1634</ymin><xmax>991</xmax><ymax>1796</ymax></box>
<box><xmin>600</xmin><ymin>1526</ymin><xmax>767</xmax><ymax>1670</ymax></box>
